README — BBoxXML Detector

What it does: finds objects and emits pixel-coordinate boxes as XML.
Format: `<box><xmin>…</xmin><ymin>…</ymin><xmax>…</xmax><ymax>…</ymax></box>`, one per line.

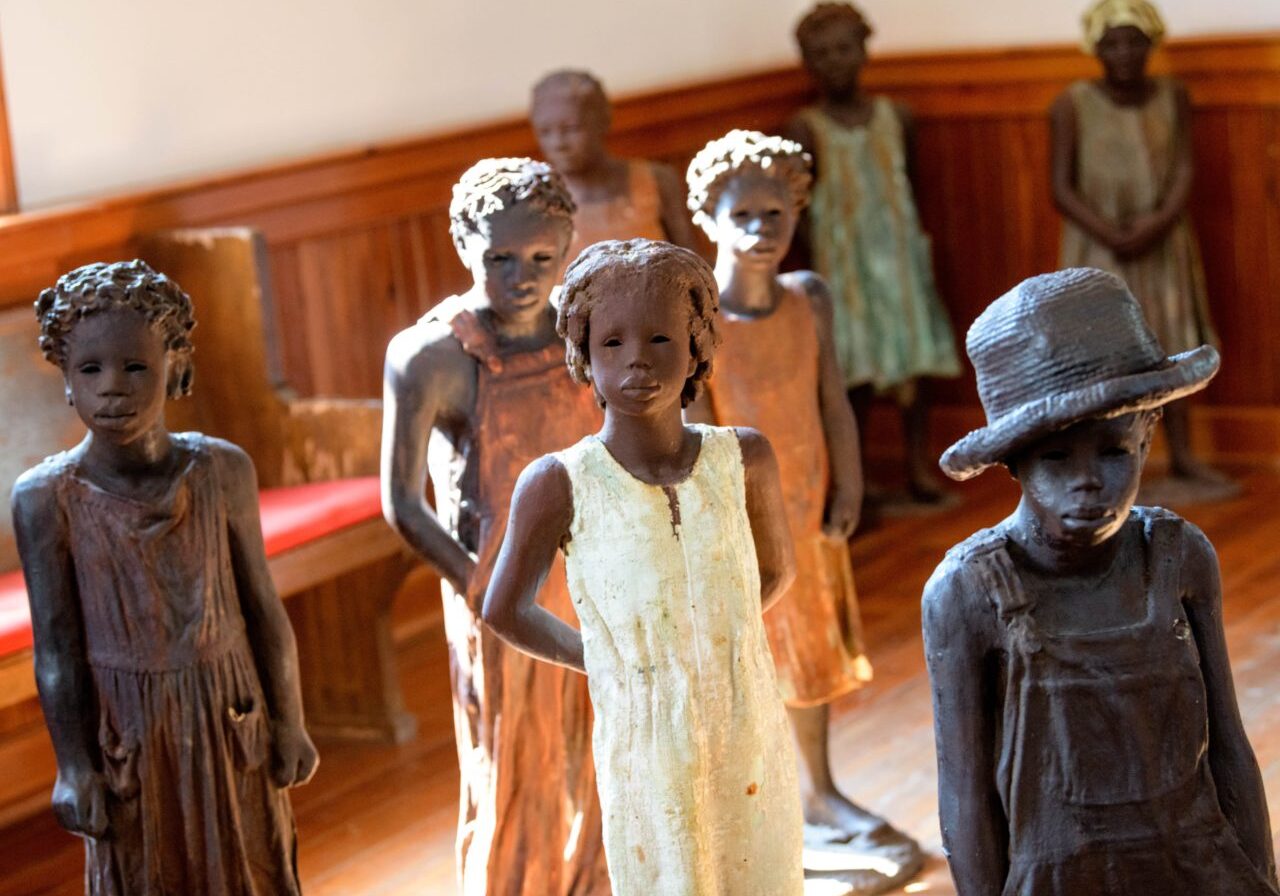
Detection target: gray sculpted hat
<box><xmin>940</xmin><ymin>267</ymin><xmax>1219</xmax><ymax>480</ymax></box>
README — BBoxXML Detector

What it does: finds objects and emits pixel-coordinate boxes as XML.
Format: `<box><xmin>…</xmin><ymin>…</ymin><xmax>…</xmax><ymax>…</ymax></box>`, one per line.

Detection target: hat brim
<box><xmin>940</xmin><ymin>345</ymin><xmax>1220</xmax><ymax>481</ymax></box>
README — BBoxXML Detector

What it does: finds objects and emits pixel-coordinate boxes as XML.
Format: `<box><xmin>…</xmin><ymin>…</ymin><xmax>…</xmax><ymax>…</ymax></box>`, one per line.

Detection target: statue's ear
<box><xmin>64</xmin><ymin>382</ymin><xmax>74</xmax><ymax>406</ymax></box>
<box><xmin>167</xmin><ymin>353</ymin><xmax>194</xmax><ymax>399</ymax></box>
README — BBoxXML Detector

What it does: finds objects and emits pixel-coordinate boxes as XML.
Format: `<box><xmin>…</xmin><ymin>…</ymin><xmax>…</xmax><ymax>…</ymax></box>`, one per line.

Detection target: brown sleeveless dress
<box><xmin>564</xmin><ymin>160</ymin><xmax>666</xmax><ymax>269</ymax></box>
<box><xmin>41</xmin><ymin>434</ymin><xmax>299</xmax><ymax>896</ymax></box>
<box><xmin>423</xmin><ymin>298</ymin><xmax>609</xmax><ymax>895</ymax></box>
<box><xmin>703</xmin><ymin>279</ymin><xmax>871</xmax><ymax>707</ymax></box>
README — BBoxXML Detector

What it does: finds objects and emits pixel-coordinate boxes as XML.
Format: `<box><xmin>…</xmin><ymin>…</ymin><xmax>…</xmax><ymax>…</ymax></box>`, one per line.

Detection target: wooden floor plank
<box><xmin>2</xmin><ymin>469</ymin><xmax>1278</xmax><ymax>895</ymax></box>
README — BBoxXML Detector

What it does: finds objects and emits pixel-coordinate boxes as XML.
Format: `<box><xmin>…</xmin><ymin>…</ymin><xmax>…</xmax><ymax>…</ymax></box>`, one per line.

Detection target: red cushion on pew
<box><xmin>258</xmin><ymin>477</ymin><xmax>384</xmax><ymax>558</ymax></box>
<box><xmin>0</xmin><ymin>569</ymin><xmax>31</xmax><ymax>656</ymax></box>
<box><xmin>0</xmin><ymin>478</ymin><xmax>385</xmax><ymax>660</ymax></box>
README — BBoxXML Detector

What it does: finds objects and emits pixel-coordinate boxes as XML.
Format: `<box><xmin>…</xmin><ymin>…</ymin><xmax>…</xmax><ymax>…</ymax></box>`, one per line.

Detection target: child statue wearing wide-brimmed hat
<box><xmin>922</xmin><ymin>267</ymin><xmax>1278</xmax><ymax>896</ymax></box>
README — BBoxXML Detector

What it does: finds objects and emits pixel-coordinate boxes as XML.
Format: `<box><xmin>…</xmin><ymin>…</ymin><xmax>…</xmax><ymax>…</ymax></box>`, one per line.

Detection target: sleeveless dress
<box><xmin>556</xmin><ymin>425</ymin><xmax>805</xmax><ymax>896</ymax></box>
<box><xmin>1059</xmin><ymin>78</ymin><xmax>1217</xmax><ymax>354</ymax></box>
<box><xmin>704</xmin><ymin>278</ymin><xmax>871</xmax><ymax>706</ymax></box>
<box><xmin>942</xmin><ymin>506</ymin><xmax>1278</xmax><ymax>895</ymax></box>
<box><xmin>565</xmin><ymin>160</ymin><xmax>667</xmax><ymax>269</ymax></box>
<box><xmin>422</xmin><ymin>296</ymin><xmax>609</xmax><ymax>895</ymax></box>
<box><xmin>799</xmin><ymin>100</ymin><xmax>960</xmax><ymax>391</ymax></box>
<box><xmin>37</xmin><ymin>433</ymin><xmax>298</xmax><ymax>896</ymax></box>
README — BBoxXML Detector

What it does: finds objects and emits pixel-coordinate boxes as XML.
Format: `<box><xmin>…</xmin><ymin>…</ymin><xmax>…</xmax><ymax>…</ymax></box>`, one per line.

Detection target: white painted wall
<box><xmin>2</xmin><ymin>0</ymin><xmax>1276</xmax><ymax>209</ymax></box>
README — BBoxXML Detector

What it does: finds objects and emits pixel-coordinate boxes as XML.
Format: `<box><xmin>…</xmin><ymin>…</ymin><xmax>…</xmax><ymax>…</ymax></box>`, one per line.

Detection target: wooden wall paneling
<box><xmin>0</xmin><ymin>36</ymin><xmax>1274</xmax><ymax>451</ymax></box>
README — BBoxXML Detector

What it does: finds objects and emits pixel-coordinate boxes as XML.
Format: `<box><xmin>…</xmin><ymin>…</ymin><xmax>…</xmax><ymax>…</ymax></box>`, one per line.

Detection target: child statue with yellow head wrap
<box><xmin>1050</xmin><ymin>0</ymin><xmax>1236</xmax><ymax>502</ymax></box>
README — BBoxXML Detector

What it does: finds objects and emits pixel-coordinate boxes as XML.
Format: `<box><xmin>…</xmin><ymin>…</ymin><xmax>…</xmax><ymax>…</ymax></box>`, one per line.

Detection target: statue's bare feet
<box><xmin>801</xmin><ymin>794</ymin><xmax>924</xmax><ymax>894</ymax></box>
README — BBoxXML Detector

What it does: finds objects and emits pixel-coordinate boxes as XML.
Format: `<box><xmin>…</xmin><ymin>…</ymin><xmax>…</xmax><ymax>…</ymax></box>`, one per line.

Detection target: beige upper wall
<box><xmin>2</xmin><ymin>0</ymin><xmax>1276</xmax><ymax>209</ymax></box>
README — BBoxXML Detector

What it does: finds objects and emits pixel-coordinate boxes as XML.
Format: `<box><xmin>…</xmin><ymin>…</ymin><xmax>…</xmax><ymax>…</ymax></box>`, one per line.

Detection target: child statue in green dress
<box><xmin>787</xmin><ymin>2</ymin><xmax>961</xmax><ymax>506</ymax></box>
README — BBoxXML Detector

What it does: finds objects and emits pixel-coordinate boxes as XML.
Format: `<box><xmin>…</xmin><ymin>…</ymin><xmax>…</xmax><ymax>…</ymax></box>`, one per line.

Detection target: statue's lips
<box><xmin>620</xmin><ymin>380</ymin><xmax>660</xmax><ymax>398</ymax></box>
<box><xmin>1062</xmin><ymin>506</ymin><xmax>1113</xmax><ymax>522</ymax></box>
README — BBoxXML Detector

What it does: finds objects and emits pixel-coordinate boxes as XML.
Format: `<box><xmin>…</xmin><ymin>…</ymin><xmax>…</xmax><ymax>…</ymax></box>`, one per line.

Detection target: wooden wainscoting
<box><xmin>0</xmin><ymin>35</ymin><xmax>1275</xmax><ymax>453</ymax></box>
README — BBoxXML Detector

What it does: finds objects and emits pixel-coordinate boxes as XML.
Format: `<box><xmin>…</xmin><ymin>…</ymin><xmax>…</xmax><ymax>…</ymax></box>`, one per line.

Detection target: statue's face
<box><xmin>1095</xmin><ymin>24</ymin><xmax>1152</xmax><ymax>85</ymax></box>
<box><xmin>458</xmin><ymin>203</ymin><xmax>570</xmax><ymax>327</ymax></box>
<box><xmin>799</xmin><ymin>18</ymin><xmax>868</xmax><ymax>93</ymax></box>
<box><xmin>63</xmin><ymin>306</ymin><xmax>170</xmax><ymax>446</ymax></box>
<box><xmin>585</xmin><ymin>275</ymin><xmax>695</xmax><ymax>416</ymax></box>
<box><xmin>709</xmin><ymin>171</ymin><xmax>798</xmax><ymax>271</ymax></box>
<box><xmin>531</xmin><ymin>92</ymin><xmax>609</xmax><ymax>177</ymax></box>
<box><xmin>1011</xmin><ymin>413</ymin><xmax>1152</xmax><ymax>550</ymax></box>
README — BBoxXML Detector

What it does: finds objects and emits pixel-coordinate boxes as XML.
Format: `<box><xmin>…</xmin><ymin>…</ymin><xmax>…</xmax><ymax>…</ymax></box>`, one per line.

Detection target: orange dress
<box><xmin>565</xmin><ymin>161</ymin><xmax>666</xmax><ymax>269</ymax></box>
<box><xmin>704</xmin><ymin>278</ymin><xmax>872</xmax><ymax>706</ymax></box>
<box><xmin>424</xmin><ymin>297</ymin><xmax>609</xmax><ymax>895</ymax></box>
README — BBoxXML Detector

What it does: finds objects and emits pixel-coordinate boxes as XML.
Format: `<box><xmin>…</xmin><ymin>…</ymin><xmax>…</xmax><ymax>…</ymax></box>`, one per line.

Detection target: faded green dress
<box><xmin>800</xmin><ymin>99</ymin><xmax>960</xmax><ymax>391</ymax></box>
<box><xmin>1059</xmin><ymin>78</ymin><xmax>1216</xmax><ymax>354</ymax></box>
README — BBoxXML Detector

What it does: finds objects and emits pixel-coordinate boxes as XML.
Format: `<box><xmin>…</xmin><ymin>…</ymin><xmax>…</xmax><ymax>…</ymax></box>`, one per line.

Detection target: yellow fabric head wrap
<box><xmin>1081</xmin><ymin>0</ymin><xmax>1167</xmax><ymax>53</ymax></box>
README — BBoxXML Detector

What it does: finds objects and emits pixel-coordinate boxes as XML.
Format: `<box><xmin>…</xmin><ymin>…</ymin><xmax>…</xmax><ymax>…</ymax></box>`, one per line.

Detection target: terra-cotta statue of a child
<box><xmin>483</xmin><ymin>239</ymin><xmax>805</xmax><ymax>895</ymax></box>
<box><xmin>380</xmin><ymin>159</ymin><xmax>608</xmax><ymax>895</ymax></box>
<box><xmin>1051</xmin><ymin>0</ymin><xmax>1234</xmax><ymax>501</ymax></box>
<box><xmin>786</xmin><ymin>2</ymin><xmax>961</xmax><ymax>505</ymax></box>
<box><xmin>684</xmin><ymin>129</ymin><xmax>922</xmax><ymax>892</ymax></box>
<box><xmin>12</xmin><ymin>260</ymin><xmax>318</xmax><ymax>894</ymax></box>
<box><xmin>923</xmin><ymin>267</ymin><xmax>1278</xmax><ymax>895</ymax></box>
<box><xmin>530</xmin><ymin>70</ymin><xmax>699</xmax><ymax>267</ymax></box>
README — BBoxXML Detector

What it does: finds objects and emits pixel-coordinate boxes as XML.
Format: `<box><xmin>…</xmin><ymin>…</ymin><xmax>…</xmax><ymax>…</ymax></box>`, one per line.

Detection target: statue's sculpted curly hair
<box><xmin>686</xmin><ymin>129</ymin><xmax>813</xmax><ymax>234</ymax></box>
<box><xmin>794</xmin><ymin>2</ymin><xmax>873</xmax><ymax>48</ymax></box>
<box><xmin>36</xmin><ymin>259</ymin><xmax>196</xmax><ymax>398</ymax></box>
<box><xmin>448</xmin><ymin>157</ymin><xmax>577</xmax><ymax>252</ymax></box>
<box><xmin>557</xmin><ymin>239</ymin><xmax>720</xmax><ymax>408</ymax></box>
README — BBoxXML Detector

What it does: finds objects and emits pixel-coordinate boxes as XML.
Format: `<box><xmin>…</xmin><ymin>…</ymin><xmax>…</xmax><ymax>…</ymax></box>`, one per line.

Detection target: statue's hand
<box><xmin>823</xmin><ymin>486</ymin><xmax>862</xmax><ymax>541</ymax></box>
<box><xmin>269</xmin><ymin>721</ymin><xmax>319</xmax><ymax>789</ymax></box>
<box><xmin>51</xmin><ymin>766</ymin><xmax>110</xmax><ymax>839</ymax></box>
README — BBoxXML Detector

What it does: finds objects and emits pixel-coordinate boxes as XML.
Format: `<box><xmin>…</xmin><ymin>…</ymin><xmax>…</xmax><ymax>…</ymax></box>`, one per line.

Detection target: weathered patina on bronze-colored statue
<box><xmin>380</xmin><ymin>159</ymin><xmax>608</xmax><ymax>895</ymax></box>
<box><xmin>786</xmin><ymin>2</ymin><xmax>961</xmax><ymax>507</ymax></box>
<box><xmin>12</xmin><ymin>260</ymin><xmax>317</xmax><ymax>894</ymax></box>
<box><xmin>530</xmin><ymin>70</ymin><xmax>698</xmax><ymax>268</ymax></box>
<box><xmin>925</xmin><ymin>267</ymin><xmax>1278</xmax><ymax>896</ymax></box>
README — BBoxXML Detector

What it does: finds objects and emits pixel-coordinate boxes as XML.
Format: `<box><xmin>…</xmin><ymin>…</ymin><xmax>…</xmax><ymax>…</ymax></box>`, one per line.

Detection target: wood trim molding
<box><xmin>0</xmin><ymin>37</ymin><xmax>19</xmax><ymax>214</ymax></box>
<box><xmin>0</xmin><ymin>33</ymin><xmax>1273</xmax><ymax>310</ymax></box>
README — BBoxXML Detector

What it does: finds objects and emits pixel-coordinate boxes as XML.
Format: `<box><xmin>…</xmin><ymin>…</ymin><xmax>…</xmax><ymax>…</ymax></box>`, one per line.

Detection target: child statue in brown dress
<box><xmin>924</xmin><ymin>267</ymin><xmax>1278</xmax><ymax>896</ymax></box>
<box><xmin>787</xmin><ymin>2</ymin><xmax>961</xmax><ymax>506</ymax></box>
<box><xmin>380</xmin><ymin>158</ymin><xmax>608</xmax><ymax>895</ymax></box>
<box><xmin>685</xmin><ymin>130</ymin><xmax>922</xmax><ymax>893</ymax></box>
<box><xmin>530</xmin><ymin>70</ymin><xmax>699</xmax><ymax>266</ymax></box>
<box><xmin>1051</xmin><ymin>0</ymin><xmax>1234</xmax><ymax>501</ymax></box>
<box><xmin>12</xmin><ymin>260</ymin><xmax>318</xmax><ymax>895</ymax></box>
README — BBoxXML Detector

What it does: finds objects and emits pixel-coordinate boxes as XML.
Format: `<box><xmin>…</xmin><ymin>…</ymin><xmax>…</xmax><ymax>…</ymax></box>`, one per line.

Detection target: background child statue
<box><xmin>380</xmin><ymin>159</ymin><xmax>608</xmax><ymax>895</ymax></box>
<box><xmin>1051</xmin><ymin>0</ymin><xmax>1234</xmax><ymax>502</ymax></box>
<box><xmin>786</xmin><ymin>2</ymin><xmax>961</xmax><ymax>505</ymax></box>
<box><xmin>924</xmin><ymin>268</ymin><xmax>1278</xmax><ymax>896</ymax></box>
<box><xmin>685</xmin><ymin>129</ymin><xmax>922</xmax><ymax>893</ymax></box>
<box><xmin>482</xmin><ymin>239</ymin><xmax>805</xmax><ymax>895</ymax></box>
<box><xmin>12</xmin><ymin>260</ymin><xmax>318</xmax><ymax>894</ymax></box>
<box><xmin>530</xmin><ymin>70</ymin><xmax>699</xmax><ymax>267</ymax></box>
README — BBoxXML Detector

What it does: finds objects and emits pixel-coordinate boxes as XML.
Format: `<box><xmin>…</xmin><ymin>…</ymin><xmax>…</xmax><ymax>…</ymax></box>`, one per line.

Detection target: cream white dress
<box><xmin>556</xmin><ymin>425</ymin><xmax>805</xmax><ymax>896</ymax></box>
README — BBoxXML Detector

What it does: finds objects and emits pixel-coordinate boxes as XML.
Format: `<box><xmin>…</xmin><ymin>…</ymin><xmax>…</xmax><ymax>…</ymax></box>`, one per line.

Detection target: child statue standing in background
<box><xmin>787</xmin><ymin>2</ymin><xmax>961</xmax><ymax>505</ymax></box>
<box><xmin>1051</xmin><ymin>0</ymin><xmax>1234</xmax><ymax>501</ymax></box>
<box><xmin>531</xmin><ymin>70</ymin><xmax>699</xmax><ymax>267</ymax></box>
<box><xmin>381</xmin><ymin>159</ymin><xmax>608</xmax><ymax>895</ymax></box>
<box><xmin>686</xmin><ymin>129</ymin><xmax>922</xmax><ymax>893</ymax></box>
